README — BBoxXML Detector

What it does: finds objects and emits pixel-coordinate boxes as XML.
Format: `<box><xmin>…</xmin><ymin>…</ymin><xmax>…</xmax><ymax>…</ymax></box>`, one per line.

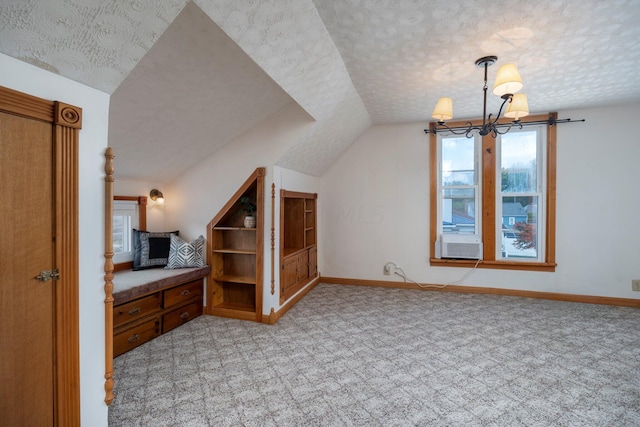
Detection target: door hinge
<box><xmin>35</xmin><ymin>269</ymin><xmax>60</xmax><ymax>282</ymax></box>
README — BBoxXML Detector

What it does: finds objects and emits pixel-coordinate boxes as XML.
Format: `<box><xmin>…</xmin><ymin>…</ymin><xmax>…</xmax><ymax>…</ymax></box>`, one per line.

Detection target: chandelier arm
<box><xmin>424</xmin><ymin>118</ymin><xmax>585</xmax><ymax>135</ymax></box>
<box><xmin>494</xmin><ymin>122</ymin><xmax>518</xmax><ymax>135</ymax></box>
<box><xmin>427</xmin><ymin>121</ymin><xmax>478</xmax><ymax>136</ymax></box>
<box><xmin>497</xmin><ymin>95</ymin><xmax>511</xmax><ymax>122</ymax></box>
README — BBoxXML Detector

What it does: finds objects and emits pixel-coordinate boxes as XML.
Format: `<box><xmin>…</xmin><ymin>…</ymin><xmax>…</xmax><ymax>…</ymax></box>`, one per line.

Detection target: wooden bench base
<box><xmin>112</xmin><ymin>267</ymin><xmax>209</xmax><ymax>357</ymax></box>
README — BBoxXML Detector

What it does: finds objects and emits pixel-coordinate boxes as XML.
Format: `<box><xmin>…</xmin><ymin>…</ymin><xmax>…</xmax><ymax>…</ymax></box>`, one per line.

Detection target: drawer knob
<box><xmin>128</xmin><ymin>307</ymin><xmax>140</xmax><ymax>316</ymax></box>
<box><xmin>127</xmin><ymin>334</ymin><xmax>140</xmax><ymax>343</ymax></box>
<box><xmin>180</xmin><ymin>290</ymin><xmax>190</xmax><ymax>297</ymax></box>
<box><xmin>180</xmin><ymin>312</ymin><xmax>190</xmax><ymax>319</ymax></box>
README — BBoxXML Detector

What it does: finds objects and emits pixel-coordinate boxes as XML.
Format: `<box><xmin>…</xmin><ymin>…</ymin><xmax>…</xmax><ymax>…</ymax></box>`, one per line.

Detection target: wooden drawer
<box><xmin>163</xmin><ymin>301</ymin><xmax>202</xmax><ymax>333</ymax></box>
<box><xmin>164</xmin><ymin>279</ymin><xmax>203</xmax><ymax>308</ymax></box>
<box><xmin>113</xmin><ymin>293</ymin><xmax>162</xmax><ymax>329</ymax></box>
<box><xmin>114</xmin><ymin>317</ymin><xmax>161</xmax><ymax>357</ymax></box>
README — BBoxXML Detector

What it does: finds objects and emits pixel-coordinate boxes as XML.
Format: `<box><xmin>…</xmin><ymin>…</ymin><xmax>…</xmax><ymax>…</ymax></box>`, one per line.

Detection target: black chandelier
<box><xmin>425</xmin><ymin>56</ymin><xmax>583</xmax><ymax>138</ymax></box>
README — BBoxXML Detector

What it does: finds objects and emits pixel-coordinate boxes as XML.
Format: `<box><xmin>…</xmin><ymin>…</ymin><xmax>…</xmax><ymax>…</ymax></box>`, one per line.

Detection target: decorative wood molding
<box><xmin>104</xmin><ymin>148</ymin><xmax>115</xmax><ymax>405</ymax></box>
<box><xmin>0</xmin><ymin>85</ymin><xmax>54</xmax><ymax>122</ymax></box>
<box><xmin>1</xmin><ymin>85</ymin><xmax>82</xmax><ymax>426</ymax></box>
<box><xmin>53</xmin><ymin>100</ymin><xmax>82</xmax><ymax>426</ymax></box>
<box><xmin>321</xmin><ymin>276</ymin><xmax>640</xmax><ymax>308</ymax></box>
<box><xmin>271</xmin><ymin>183</ymin><xmax>275</xmax><ymax>295</ymax></box>
<box><xmin>54</xmin><ymin>101</ymin><xmax>82</xmax><ymax>129</ymax></box>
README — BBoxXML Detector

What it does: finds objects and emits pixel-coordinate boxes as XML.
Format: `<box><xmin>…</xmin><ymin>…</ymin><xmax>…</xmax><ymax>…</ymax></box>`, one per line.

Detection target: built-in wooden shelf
<box><xmin>213</xmin><ymin>275</ymin><xmax>257</xmax><ymax>285</ymax></box>
<box><xmin>206</xmin><ymin>168</ymin><xmax>264</xmax><ymax>322</ymax></box>
<box><xmin>212</xmin><ymin>248</ymin><xmax>256</xmax><ymax>255</ymax></box>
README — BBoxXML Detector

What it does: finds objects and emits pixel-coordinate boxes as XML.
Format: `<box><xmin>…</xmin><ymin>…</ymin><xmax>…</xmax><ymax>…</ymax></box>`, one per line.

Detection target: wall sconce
<box><xmin>149</xmin><ymin>189</ymin><xmax>164</xmax><ymax>204</ymax></box>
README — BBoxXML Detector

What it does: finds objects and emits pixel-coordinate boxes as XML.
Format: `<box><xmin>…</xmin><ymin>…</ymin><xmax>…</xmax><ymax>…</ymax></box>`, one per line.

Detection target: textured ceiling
<box><xmin>1</xmin><ymin>0</ymin><xmax>640</xmax><ymax>179</ymax></box>
<box><xmin>313</xmin><ymin>0</ymin><xmax>640</xmax><ymax>123</ymax></box>
<box><xmin>108</xmin><ymin>2</ymin><xmax>295</xmax><ymax>182</ymax></box>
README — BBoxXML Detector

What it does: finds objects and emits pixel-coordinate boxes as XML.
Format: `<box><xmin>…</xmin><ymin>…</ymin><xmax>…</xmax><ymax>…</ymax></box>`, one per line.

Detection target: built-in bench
<box><xmin>112</xmin><ymin>266</ymin><xmax>210</xmax><ymax>357</ymax></box>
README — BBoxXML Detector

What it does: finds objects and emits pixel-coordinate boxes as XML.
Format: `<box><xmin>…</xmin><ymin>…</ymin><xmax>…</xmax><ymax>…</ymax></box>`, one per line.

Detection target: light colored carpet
<box><xmin>109</xmin><ymin>283</ymin><xmax>640</xmax><ymax>426</ymax></box>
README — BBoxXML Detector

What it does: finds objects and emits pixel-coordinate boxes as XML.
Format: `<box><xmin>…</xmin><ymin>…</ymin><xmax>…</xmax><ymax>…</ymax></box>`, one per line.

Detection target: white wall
<box><xmin>114</xmin><ymin>179</ymin><xmax>168</xmax><ymax>231</ymax></box>
<box><xmin>320</xmin><ymin>104</ymin><xmax>640</xmax><ymax>299</ymax></box>
<box><xmin>0</xmin><ymin>54</ymin><xmax>110</xmax><ymax>426</ymax></box>
<box><xmin>166</xmin><ymin>102</ymin><xmax>317</xmax><ymax>313</ymax></box>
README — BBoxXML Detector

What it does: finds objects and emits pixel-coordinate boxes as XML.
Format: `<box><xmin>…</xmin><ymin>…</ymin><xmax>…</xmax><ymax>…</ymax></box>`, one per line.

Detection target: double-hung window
<box><xmin>429</xmin><ymin>113</ymin><xmax>557</xmax><ymax>271</ymax></box>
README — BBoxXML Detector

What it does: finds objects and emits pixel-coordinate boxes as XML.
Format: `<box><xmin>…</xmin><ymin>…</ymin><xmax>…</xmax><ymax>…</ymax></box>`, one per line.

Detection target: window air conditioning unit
<box><xmin>438</xmin><ymin>234</ymin><xmax>483</xmax><ymax>260</ymax></box>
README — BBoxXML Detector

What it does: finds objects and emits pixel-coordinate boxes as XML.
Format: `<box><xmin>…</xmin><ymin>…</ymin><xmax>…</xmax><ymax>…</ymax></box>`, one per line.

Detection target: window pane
<box><xmin>501</xmin><ymin>131</ymin><xmax>537</xmax><ymax>193</ymax></box>
<box><xmin>500</xmin><ymin>196</ymin><xmax>538</xmax><ymax>259</ymax></box>
<box><xmin>442</xmin><ymin>188</ymin><xmax>476</xmax><ymax>234</ymax></box>
<box><xmin>113</xmin><ymin>214</ymin><xmax>132</xmax><ymax>255</ymax></box>
<box><xmin>442</xmin><ymin>137</ymin><xmax>475</xmax><ymax>186</ymax></box>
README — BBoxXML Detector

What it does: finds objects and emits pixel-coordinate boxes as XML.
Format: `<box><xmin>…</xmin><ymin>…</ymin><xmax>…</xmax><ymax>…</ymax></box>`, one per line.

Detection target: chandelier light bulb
<box><xmin>432</xmin><ymin>97</ymin><xmax>453</xmax><ymax>122</ymax></box>
<box><xmin>505</xmin><ymin>93</ymin><xmax>530</xmax><ymax>120</ymax></box>
<box><xmin>493</xmin><ymin>63</ymin><xmax>523</xmax><ymax>97</ymax></box>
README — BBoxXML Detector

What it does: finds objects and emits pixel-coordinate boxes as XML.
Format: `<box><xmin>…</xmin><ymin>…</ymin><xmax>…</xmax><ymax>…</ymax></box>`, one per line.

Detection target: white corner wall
<box><xmin>320</xmin><ymin>104</ymin><xmax>640</xmax><ymax>300</ymax></box>
<box><xmin>0</xmin><ymin>54</ymin><xmax>110</xmax><ymax>426</ymax></box>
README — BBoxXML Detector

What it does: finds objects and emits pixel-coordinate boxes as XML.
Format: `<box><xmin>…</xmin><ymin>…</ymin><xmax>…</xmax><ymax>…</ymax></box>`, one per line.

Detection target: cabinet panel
<box><xmin>113</xmin><ymin>294</ymin><xmax>161</xmax><ymax>329</ymax></box>
<box><xmin>298</xmin><ymin>250</ymin><xmax>309</xmax><ymax>283</ymax></box>
<box><xmin>282</xmin><ymin>256</ymin><xmax>298</xmax><ymax>294</ymax></box>
<box><xmin>283</xmin><ymin>198</ymin><xmax>304</xmax><ymax>250</ymax></box>
<box><xmin>309</xmin><ymin>246</ymin><xmax>318</xmax><ymax>278</ymax></box>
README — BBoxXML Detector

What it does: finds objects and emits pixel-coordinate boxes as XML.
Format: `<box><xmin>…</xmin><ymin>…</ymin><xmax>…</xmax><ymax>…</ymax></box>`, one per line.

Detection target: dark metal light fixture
<box><xmin>425</xmin><ymin>56</ymin><xmax>583</xmax><ymax>137</ymax></box>
<box><xmin>149</xmin><ymin>189</ymin><xmax>164</xmax><ymax>204</ymax></box>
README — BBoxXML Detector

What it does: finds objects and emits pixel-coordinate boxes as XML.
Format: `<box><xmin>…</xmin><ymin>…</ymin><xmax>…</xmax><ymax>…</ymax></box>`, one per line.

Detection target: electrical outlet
<box><xmin>632</xmin><ymin>280</ymin><xmax>640</xmax><ymax>291</ymax></box>
<box><xmin>383</xmin><ymin>264</ymin><xmax>392</xmax><ymax>275</ymax></box>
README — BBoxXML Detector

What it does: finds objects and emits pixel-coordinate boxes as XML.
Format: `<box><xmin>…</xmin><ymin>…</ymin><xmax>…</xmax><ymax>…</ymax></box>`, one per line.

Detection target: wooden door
<box><xmin>0</xmin><ymin>112</ymin><xmax>55</xmax><ymax>425</ymax></box>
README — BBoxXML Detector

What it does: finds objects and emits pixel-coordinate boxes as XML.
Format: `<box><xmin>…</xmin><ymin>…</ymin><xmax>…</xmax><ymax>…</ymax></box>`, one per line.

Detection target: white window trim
<box><xmin>113</xmin><ymin>200</ymin><xmax>139</xmax><ymax>264</ymax></box>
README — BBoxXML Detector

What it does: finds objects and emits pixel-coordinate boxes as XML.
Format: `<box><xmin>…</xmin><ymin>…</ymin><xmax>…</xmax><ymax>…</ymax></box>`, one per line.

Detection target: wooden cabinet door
<box><xmin>308</xmin><ymin>246</ymin><xmax>318</xmax><ymax>278</ymax></box>
<box><xmin>298</xmin><ymin>250</ymin><xmax>309</xmax><ymax>283</ymax></box>
<box><xmin>0</xmin><ymin>112</ymin><xmax>55</xmax><ymax>426</ymax></box>
<box><xmin>282</xmin><ymin>256</ymin><xmax>298</xmax><ymax>294</ymax></box>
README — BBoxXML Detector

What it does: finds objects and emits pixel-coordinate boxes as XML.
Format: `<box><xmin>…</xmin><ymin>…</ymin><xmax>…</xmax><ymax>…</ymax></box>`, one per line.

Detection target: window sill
<box><xmin>430</xmin><ymin>258</ymin><xmax>556</xmax><ymax>272</ymax></box>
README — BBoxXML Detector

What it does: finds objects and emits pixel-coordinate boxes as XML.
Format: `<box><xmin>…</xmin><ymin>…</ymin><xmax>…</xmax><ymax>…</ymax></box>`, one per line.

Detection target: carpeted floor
<box><xmin>109</xmin><ymin>283</ymin><xmax>640</xmax><ymax>426</ymax></box>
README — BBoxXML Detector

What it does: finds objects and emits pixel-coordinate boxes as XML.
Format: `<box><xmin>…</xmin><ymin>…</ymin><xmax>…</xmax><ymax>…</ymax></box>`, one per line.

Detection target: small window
<box><xmin>113</xmin><ymin>200</ymin><xmax>139</xmax><ymax>264</ymax></box>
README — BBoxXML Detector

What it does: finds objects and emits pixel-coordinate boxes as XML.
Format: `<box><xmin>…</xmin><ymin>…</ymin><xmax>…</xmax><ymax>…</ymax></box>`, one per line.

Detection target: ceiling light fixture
<box><xmin>425</xmin><ymin>56</ymin><xmax>583</xmax><ymax>137</ymax></box>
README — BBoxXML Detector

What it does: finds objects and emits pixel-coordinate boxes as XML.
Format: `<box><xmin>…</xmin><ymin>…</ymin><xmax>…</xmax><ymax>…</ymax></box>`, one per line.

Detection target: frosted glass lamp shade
<box><xmin>504</xmin><ymin>93</ymin><xmax>530</xmax><ymax>120</ymax></box>
<box><xmin>492</xmin><ymin>63</ymin><xmax>523</xmax><ymax>97</ymax></box>
<box><xmin>432</xmin><ymin>97</ymin><xmax>453</xmax><ymax>122</ymax></box>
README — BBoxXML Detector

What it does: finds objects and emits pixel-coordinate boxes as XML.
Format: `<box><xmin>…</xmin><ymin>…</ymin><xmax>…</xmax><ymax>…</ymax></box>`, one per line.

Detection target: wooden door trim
<box><xmin>0</xmin><ymin>86</ymin><xmax>82</xmax><ymax>426</ymax></box>
<box><xmin>104</xmin><ymin>149</ymin><xmax>115</xmax><ymax>404</ymax></box>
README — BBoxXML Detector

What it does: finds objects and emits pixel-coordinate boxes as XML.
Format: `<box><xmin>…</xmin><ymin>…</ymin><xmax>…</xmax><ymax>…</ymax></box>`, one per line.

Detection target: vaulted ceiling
<box><xmin>2</xmin><ymin>0</ymin><xmax>639</xmax><ymax>181</ymax></box>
